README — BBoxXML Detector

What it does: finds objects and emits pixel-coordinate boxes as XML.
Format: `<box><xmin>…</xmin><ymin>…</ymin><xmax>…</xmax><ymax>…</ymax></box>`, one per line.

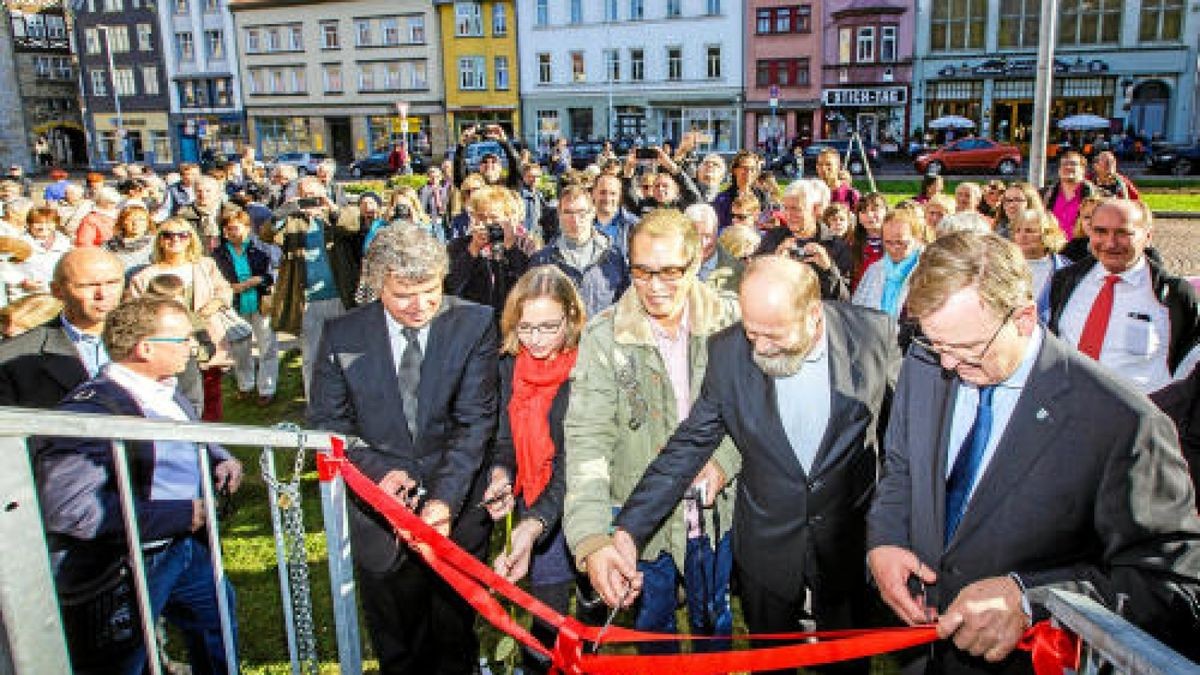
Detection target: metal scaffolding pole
<box><xmin>1028</xmin><ymin>0</ymin><xmax>1060</xmax><ymax>188</ymax></box>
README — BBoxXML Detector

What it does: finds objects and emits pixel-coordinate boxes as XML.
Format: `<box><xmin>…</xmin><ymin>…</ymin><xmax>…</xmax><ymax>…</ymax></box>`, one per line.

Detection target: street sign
<box><xmin>400</xmin><ymin>120</ymin><xmax>410</xmax><ymax>133</ymax></box>
<box><xmin>769</xmin><ymin>84</ymin><xmax>780</xmax><ymax>98</ymax></box>
<box><xmin>769</xmin><ymin>97</ymin><xmax>779</xmax><ymax>109</ymax></box>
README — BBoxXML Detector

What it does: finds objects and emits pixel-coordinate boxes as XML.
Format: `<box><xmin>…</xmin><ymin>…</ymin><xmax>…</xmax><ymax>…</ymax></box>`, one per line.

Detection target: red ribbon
<box><xmin>1019</xmin><ymin>620</ymin><xmax>1081</xmax><ymax>675</ymax></box>
<box><xmin>317</xmin><ymin>442</ymin><xmax>1075</xmax><ymax>674</ymax></box>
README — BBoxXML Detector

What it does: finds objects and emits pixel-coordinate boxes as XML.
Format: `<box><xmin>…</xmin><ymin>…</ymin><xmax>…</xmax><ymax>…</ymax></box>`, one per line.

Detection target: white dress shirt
<box><xmin>1057</xmin><ymin>257</ymin><xmax>1195</xmax><ymax>393</ymax></box>
<box><xmin>105</xmin><ymin>363</ymin><xmax>200</xmax><ymax>501</ymax></box>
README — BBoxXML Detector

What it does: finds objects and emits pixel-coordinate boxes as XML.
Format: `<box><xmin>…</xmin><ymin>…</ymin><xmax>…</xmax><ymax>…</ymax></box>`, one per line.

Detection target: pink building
<box><xmin>743</xmin><ymin>1</ymin><xmax>824</xmax><ymax>153</ymax></box>
<box><xmin>818</xmin><ymin>0</ymin><xmax>915</xmax><ymax>151</ymax></box>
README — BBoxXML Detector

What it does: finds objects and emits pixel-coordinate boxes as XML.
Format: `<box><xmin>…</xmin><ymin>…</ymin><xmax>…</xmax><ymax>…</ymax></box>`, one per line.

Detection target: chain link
<box><xmin>260</xmin><ymin>423</ymin><xmax>319</xmax><ymax>675</ymax></box>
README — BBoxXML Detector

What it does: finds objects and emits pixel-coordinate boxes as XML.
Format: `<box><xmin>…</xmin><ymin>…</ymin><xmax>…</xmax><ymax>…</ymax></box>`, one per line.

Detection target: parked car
<box><xmin>272</xmin><ymin>151</ymin><xmax>329</xmax><ymax>176</ymax></box>
<box><xmin>462</xmin><ymin>141</ymin><xmax>509</xmax><ymax>173</ymax></box>
<box><xmin>803</xmin><ymin>139</ymin><xmax>880</xmax><ymax>176</ymax></box>
<box><xmin>348</xmin><ymin>151</ymin><xmax>427</xmax><ymax>178</ymax></box>
<box><xmin>913</xmin><ymin>138</ymin><xmax>1022</xmax><ymax>176</ymax></box>
<box><xmin>1145</xmin><ymin>142</ymin><xmax>1200</xmax><ymax>176</ymax></box>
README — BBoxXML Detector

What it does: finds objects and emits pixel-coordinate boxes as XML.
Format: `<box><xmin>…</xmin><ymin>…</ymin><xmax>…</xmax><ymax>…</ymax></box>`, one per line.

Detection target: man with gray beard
<box><xmin>589</xmin><ymin>255</ymin><xmax>899</xmax><ymax>675</ymax></box>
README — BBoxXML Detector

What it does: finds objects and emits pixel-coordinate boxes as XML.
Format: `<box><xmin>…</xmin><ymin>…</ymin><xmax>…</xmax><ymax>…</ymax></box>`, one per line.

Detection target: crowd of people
<box><xmin>0</xmin><ymin>133</ymin><xmax>1197</xmax><ymax>675</ymax></box>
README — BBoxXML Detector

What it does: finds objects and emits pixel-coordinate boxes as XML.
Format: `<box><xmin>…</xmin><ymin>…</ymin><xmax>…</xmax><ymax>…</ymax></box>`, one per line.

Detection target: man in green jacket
<box><xmin>564</xmin><ymin>208</ymin><xmax>742</xmax><ymax>637</ymax></box>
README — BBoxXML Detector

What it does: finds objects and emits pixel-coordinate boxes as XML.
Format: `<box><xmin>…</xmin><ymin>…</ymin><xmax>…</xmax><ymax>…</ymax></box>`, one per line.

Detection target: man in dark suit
<box><xmin>308</xmin><ymin>225</ymin><xmax>498</xmax><ymax>674</ymax></box>
<box><xmin>0</xmin><ymin>247</ymin><xmax>125</xmax><ymax>408</ymax></box>
<box><xmin>868</xmin><ymin>232</ymin><xmax>1200</xmax><ymax>673</ymax></box>
<box><xmin>589</xmin><ymin>255</ymin><xmax>899</xmax><ymax>674</ymax></box>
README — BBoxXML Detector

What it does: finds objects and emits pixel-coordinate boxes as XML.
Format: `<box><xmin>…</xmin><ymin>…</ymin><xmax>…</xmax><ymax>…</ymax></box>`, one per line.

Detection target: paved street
<box><xmin>1149</xmin><ymin>217</ymin><xmax>1199</xmax><ymax>277</ymax></box>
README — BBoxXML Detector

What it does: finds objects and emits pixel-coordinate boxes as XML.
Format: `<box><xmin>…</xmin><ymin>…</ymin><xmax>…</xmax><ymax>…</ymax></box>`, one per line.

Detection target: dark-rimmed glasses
<box><xmin>630</xmin><ymin>263</ymin><xmax>690</xmax><ymax>283</ymax></box>
<box><xmin>910</xmin><ymin>308</ymin><xmax>1014</xmax><ymax>369</ymax></box>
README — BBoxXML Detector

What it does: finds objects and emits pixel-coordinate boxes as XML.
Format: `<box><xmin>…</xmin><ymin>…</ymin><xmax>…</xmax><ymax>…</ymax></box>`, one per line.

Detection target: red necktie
<box><xmin>1077</xmin><ymin>274</ymin><xmax>1120</xmax><ymax>360</ymax></box>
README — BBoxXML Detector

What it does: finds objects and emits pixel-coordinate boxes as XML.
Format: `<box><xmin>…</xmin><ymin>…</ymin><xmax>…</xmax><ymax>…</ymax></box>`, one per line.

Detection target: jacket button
<box><xmin>808</xmin><ymin>478</ymin><xmax>823</xmax><ymax>491</ymax></box>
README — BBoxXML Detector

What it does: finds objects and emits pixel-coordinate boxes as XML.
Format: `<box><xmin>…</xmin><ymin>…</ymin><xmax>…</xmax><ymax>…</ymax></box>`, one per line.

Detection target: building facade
<box><xmin>160</xmin><ymin>0</ymin><xmax>246</xmax><ymax>164</ymax></box>
<box><xmin>5</xmin><ymin>0</ymin><xmax>87</xmax><ymax>168</ymax></box>
<box><xmin>516</xmin><ymin>0</ymin><xmax>744</xmax><ymax>154</ymax></box>
<box><xmin>435</xmin><ymin>0</ymin><xmax>520</xmax><ymax>141</ymax></box>
<box><xmin>74</xmin><ymin>0</ymin><xmax>173</xmax><ymax>166</ymax></box>
<box><xmin>912</xmin><ymin>0</ymin><xmax>1200</xmax><ymax>146</ymax></box>
<box><xmin>744</xmin><ymin>1</ymin><xmax>822</xmax><ymax>152</ymax></box>
<box><xmin>819</xmin><ymin>0</ymin><xmax>914</xmax><ymax>151</ymax></box>
<box><xmin>230</xmin><ymin>0</ymin><xmax>445</xmax><ymax>164</ymax></box>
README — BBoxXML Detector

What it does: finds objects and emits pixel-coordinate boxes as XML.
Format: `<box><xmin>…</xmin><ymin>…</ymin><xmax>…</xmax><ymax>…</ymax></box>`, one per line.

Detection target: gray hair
<box><xmin>318</xmin><ymin>158</ymin><xmax>337</xmax><ymax>174</ymax></box>
<box><xmin>938</xmin><ymin>211</ymin><xmax>992</xmax><ymax>237</ymax></box>
<box><xmin>93</xmin><ymin>186</ymin><xmax>122</xmax><ymax>206</ymax></box>
<box><xmin>357</xmin><ymin>225</ymin><xmax>449</xmax><ymax>302</ymax></box>
<box><xmin>783</xmin><ymin>178</ymin><xmax>830</xmax><ymax>210</ymax></box>
<box><xmin>683</xmin><ymin>203</ymin><xmax>718</xmax><ymax>231</ymax></box>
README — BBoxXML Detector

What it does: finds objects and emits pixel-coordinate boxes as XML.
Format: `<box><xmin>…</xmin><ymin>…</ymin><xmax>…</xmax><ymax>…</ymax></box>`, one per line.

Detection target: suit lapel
<box><xmin>43</xmin><ymin>323</ymin><xmax>90</xmax><ymax>391</ymax></box>
<box><xmin>742</xmin><ymin>341</ymin><xmax>807</xmax><ymax>482</ymax></box>
<box><xmin>809</xmin><ymin>309</ymin><xmax>857</xmax><ymax>476</ymax></box>
<box><xmin>945</xmin><ymin>335</ymin><xmax>1071</xmax><ymax>550</ymax></box>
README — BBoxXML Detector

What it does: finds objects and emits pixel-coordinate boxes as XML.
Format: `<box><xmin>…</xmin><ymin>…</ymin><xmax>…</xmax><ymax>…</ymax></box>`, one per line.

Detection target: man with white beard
<box><xmin>588</xmin><ymin>255</ymin><xmax>899</xmax><ymax>675</ymax></box>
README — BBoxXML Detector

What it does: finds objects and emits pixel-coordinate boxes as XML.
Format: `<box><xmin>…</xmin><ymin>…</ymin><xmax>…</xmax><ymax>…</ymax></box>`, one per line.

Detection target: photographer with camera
<box><xmin>452</xmin><ymin>124</ymin><xmax>521</xmax><ymax>191</ymax></box>
<box><xmin>756</xmin><ymin>179</ymin><xmax>851</xmax><ymax>301</ymax></box>
<box><xmin>621</xmin><ymin>145</ymin><xmax>703</xmax><ymax>217</ymax></box>
<box><xmin>269</xmin><ymin>176</ymin><xmax>362</xmax><ymax>394</ymax></box>
<box><xmin>446</xmin><ymin>186</ymin><xmax>531</xmax><ymax>316</ymax></box>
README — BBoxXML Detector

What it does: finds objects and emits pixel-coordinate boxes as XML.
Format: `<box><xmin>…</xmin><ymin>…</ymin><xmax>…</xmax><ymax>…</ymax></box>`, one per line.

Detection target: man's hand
<box><xmin>493</xmin><ymin>517</ymin><xmax>545</xmax><ymax>583</ymax></box>
<box><xmin>481</xmin><ymin>467</ymin><xmax>514</xmax><ymax>521</ymax></box>
<box><xmin>937</xmin><ymin>576</ymin><xmax>1030</xmax><ymax>663</ymax></box>
<box><xmin>624</xmin><ymin>148</ymin><xmax>639</xmax><ymax>177</ymax></box>
<box><xmin>378</xmin><ymin>469</ymin><xmax>418</xmax><ymax>507</ymax></box>
<box><xmin>691</xmin><ymin>460</ymin><xmax>727</xmax><ymax>507</ymax></box>
<box><xmin>655</xmin><ymin>147</ymin><xmax>680</xmax><ymax>174</ymax></box>
<box><xmin>799</xmin><ymin>242</ymin><xmax>833</xmax><ymax>271</ymax></box>
<box><xmin>213</xmin><ymin>458</ymin><xmax>244</xmax><ymax>493</ymax></box>
<box><xmin>420</xmin><ymin>499</ymin><xmax>453</xmax><ymax>538</ymax></box>
<box><xmin>584</xmin><ymin>529</ymin><xmax>642</xmax><ymax>608</ymax></box>
<box><xmin>190</xmin><ymin>499</ymin><xmax>207</xmax><ymax>532</ymax></box>
<box><xmin>867</xmin><ymin>545</ymin><xmax>938</xmax><ymax>625</ymax></box>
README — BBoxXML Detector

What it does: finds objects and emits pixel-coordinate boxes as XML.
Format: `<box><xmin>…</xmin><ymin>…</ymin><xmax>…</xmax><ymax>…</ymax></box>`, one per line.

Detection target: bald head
<box><xmin>51</xmin><ymin>248</ymin><xmax>125</xmax><ymax>333</ymax></box>
<box><xmin>740</xmin><ymin>256</ymin><xmax>824</xmax><ymax>377</ymax></box>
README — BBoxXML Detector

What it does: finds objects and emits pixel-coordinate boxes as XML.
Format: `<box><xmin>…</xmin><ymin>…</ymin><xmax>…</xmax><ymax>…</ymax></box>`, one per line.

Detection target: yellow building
<box><xmin>434</xmin><ymin>0</ymin><xmax>520</xmax><ymax>141</ymax></box>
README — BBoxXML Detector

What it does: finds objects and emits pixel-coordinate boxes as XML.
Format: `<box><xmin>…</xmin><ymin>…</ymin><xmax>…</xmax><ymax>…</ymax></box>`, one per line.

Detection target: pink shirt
<box><xmin>1049</xmin><ymin>185</ymin><xmax>1083</xmax><ymax>239</ymax></box>
<box><xmin>649</xmin><ymin>304</ymin><xmax>692</xmax><ymax>424</ymax></box>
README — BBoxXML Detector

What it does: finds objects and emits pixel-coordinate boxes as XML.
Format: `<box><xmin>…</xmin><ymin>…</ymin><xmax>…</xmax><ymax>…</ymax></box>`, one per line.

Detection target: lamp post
<box><xmin>394</xmin><ymin>100</ymin><xmax>409</xmax><ymax>163</ymax></box>
<box><xmin>97</xmin><ymin>24</ymin><xmax>125</xmax><ymax>163</ymax></box>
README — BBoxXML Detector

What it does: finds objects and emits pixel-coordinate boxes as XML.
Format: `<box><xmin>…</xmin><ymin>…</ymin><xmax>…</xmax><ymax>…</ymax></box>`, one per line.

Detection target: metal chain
<box><xmin>260</xmin><ymin>423</ymin><xmax>319</xmax><ymax>675</ymax></box>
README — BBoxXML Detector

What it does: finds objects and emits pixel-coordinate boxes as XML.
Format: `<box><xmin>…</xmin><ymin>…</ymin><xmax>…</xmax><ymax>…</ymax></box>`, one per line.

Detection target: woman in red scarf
<box><xmin>482</xmin><ymin>265</ymin><xmax>589</xmax><ymax>672</ymax></box>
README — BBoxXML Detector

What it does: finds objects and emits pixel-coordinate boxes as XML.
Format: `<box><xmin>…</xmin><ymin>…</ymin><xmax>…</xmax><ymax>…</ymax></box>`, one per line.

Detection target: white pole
<box><xmin>1028</xmin><ymin>0</ymin><xmax>1059</xmax><ymax>188</ymax></box>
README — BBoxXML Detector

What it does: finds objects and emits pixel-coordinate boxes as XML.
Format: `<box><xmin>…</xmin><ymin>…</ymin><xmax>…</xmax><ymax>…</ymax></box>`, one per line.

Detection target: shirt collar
<box><xmin>104</xmin><ymin>362</ymin><xmax>179</xmax><ymax>401</ymax></box>
<box><xmin>649</xmin><ymin>303</ymin><xmax>690</xmax><ymax>343</ymax></box>
<box><xmin>60</xmin><ymin>313</ymin><xmax>100</xmax><ymax>343</ymax></box>
<box><xmin>805</xmin><ymin>324</ymin><xmax>829</xmax><ymax>364</ymax></box>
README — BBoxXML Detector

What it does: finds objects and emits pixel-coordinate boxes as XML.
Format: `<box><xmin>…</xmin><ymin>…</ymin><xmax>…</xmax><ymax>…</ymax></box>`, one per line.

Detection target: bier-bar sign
<box><xmin>822</xmin><ymin>87</ymin><xmax>908</xmax><ymax>107</ymax></box>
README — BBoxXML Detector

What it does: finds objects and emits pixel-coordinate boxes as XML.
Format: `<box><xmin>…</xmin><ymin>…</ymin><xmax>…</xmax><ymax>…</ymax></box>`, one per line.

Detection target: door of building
<box><xmin>326</xmin><ymin>117</ymin><xmax>354</xmax><ymax>164</ymax></box>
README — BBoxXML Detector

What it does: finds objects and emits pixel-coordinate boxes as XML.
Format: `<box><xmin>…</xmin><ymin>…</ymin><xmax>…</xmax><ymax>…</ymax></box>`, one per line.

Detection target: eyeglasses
<box><xmin>731</xmin><ymin>212</ymin><xmax>756</xmax><ymax>221</ymax></box>
<box><xmin>1002</xmin><ymin>197</ymin><xmax>1026</xmax><ymax>204</ymax></box>
<box><xmin>515</xmin><ymin>317</ymin><xmax>566</xmax><ymax>337</ymax></box>
<box><xmin>560</xmin><ymin>208</ymin><xmax>592</xmax><ymax>217</ymax></box>
<box><xmin>145</xmin><ymin>335</ymin><xmax>199</xmax><ymax>355</ymax></box>
<box><xmin>630</xmin><ymin>263</ymin><xmax>690</xmax><ymax>283</ymax></box>
<box><xmin>910</xmin><ymin>308</ymin><xmax>1014</xmax><ymax>369</ymax></box>
<box><xmin>159</xmin><ymin>231</ymin><xmax>190</xmax><ymax>240</ymax></box>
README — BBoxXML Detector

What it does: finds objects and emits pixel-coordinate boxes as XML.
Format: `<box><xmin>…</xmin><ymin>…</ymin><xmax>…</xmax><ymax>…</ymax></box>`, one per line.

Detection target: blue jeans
<box><xmin>114</xmin><ymin>537</ymin><xmax>238</xmax><ymax>675</ymax></box>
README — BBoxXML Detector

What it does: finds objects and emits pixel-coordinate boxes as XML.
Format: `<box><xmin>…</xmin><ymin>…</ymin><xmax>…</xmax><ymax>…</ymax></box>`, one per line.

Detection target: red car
<box><xmin>913</xmin><ymin>138</ymin><xmax>1023</xmax><ymax>176</ymax></box>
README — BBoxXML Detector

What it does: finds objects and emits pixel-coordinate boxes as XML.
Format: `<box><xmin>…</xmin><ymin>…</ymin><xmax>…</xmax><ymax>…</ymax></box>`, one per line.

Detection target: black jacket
<box><xmin>445</xmin><ymin>236</ymin><xmax>530</xmax><ymax>317</ymax></box>
<box><xmin>211</xmin><ymin>237</ymin><xmax>275</xmax><ymax>307</ymax></box>
<box><xmin>756</xmin><ymin>226</ymin><xmax>852</xmax><ymax>301</ymax></box>
<box><xmin>1047</xmin><ymin>255</ymin><xmax>1200</xmax><ymax>377</ymax></box>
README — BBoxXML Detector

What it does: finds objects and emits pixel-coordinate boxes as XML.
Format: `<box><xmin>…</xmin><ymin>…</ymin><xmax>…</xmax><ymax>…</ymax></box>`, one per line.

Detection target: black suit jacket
<box><xmin>0</xmin><ymin>318</ymin><xmax>90</xmax><ymax>409</ymax></box>
<box><xmin>616</xmin><ymin>302</ymin><xmax>899</xmax><ymax>602</ymax></box>
<box><xmin>868</xmin><ymin>331</ymin><xmax>1200</xmax><ymax>671</ymax></box>
<box><xmin>308</xmin><ymin>297</ymin><xmax>499</xmax><ymax>573</ymax></box>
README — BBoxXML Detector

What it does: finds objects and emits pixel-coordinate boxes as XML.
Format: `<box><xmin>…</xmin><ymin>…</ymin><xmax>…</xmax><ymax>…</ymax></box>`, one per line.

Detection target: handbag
<box><xmin>215</xmin><ymin>307</ymin><xmax>254</xmax><ymax>344</ymax></box>
<box><xmin>56</xmin><ymin>553</ymin><xmax>141</xmax><ymax>664</ymax></box>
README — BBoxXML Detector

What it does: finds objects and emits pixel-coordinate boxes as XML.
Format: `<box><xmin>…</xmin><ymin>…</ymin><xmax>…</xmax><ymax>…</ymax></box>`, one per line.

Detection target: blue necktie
<box><xmin>945</xmin><ymin>386</ymin><xmax>995</xmax><ymax>545</ymax></box>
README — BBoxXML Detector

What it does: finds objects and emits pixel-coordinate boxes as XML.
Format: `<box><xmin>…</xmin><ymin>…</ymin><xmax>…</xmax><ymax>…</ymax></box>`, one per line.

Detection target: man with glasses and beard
<box><xmin>867</xmin><ymin>232</ymin><xmax>1200</xmax><ymax>673</ymax></box>
<box><xmin>587</xmin><ymin>254</ymin><xmax>898</xmax><ymax>675</ymax></box>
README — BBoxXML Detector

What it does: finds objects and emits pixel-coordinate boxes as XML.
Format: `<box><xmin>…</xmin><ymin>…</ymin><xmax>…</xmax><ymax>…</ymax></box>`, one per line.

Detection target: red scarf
<box><xmin>508</xmin><ymin>347</ymin><xmax>577</xmax><ymax>505</ymax></box>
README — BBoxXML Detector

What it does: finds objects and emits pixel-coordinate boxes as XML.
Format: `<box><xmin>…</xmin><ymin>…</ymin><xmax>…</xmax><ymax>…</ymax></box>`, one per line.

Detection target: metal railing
<box><xmin>0</xmin><ymin>406</ymin><xmax>1196</xmax><ymax>674</ymax></box>
<box><xmin>0</xmin><ymin>406</ymin><xmax>361</xmax><ymax>675</ymax></box>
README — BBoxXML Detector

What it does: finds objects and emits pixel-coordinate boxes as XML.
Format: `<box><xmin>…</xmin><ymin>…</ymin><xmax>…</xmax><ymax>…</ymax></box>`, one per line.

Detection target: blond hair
<box><xmin>466</xmin><ymin>185</ymin><xmax>523</xmax><ymax>221</ymax></box>
<box><xmin>629</xmin><ymin>208</ymin><xmax>702</xmax><ymax>270</ymax></box>
<box><xmin>499</xmin><ymin>266</ymin><xmax>587</xmax><ymax>356</ymax></box>
<box><xmin>152</xmin><ymin>218</ymin><xmax>204</xmax><ymax>263</ymax></box>
<box><xmin>718</xmin><ymin>225</ymin><xmax>761</xmax><ymax>260</ymax></box>
<box><xmin>906</xmin><ymin>232</ymin><xmax>1032</xmax><ymax>321</ymax></box>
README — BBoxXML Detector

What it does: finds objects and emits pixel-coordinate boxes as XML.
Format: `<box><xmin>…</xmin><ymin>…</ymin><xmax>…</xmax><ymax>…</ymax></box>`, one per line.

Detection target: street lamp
<box><xmin>394</xmin><ymin>100</ymin><xmax>409</xmax><ymax>164</ymax></box>
<box><xmin>97</xmin><ymin>24</ymin><xmax>126</xmax><ymax>163</ymax></box>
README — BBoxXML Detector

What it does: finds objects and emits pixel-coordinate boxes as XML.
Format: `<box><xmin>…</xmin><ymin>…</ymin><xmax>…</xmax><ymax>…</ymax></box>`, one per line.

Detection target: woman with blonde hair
<box><xmin>386</xmin><ymin>185</ymin><xmax>440</xmax><ymax>242</ymax></box>
<box><xmin>1011</xmin><ymin>208</ymin><xmax>1070</xmax><ymax>320</ymax></box>
<box><xmin>482</xmin><ymin>265</ymin><xmax>594</xmax><ymax>673</ymax></box>
<box><xmin>127</xmin><ymin>217</ymin><xmax>234</xmax><ymax>420</ymax></box>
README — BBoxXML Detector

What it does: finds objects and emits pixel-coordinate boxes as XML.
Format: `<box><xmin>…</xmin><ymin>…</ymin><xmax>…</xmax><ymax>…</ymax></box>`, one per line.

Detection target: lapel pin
<box><xmin>1036</xmin><ymin>408</ymin><xmax>1049</xmax><ymax>422</ymax></box>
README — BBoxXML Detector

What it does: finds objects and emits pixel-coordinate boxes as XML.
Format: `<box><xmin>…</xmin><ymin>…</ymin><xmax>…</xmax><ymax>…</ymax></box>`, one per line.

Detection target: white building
<box><xmin>159</xmin><ymin>0</ymin><xmax>246</xmax><ymax>163</ymax></box>
<box><xmin>515</xmin><ymin>0</ymin><xmax>743</xmax><ymax>154</ymax></box>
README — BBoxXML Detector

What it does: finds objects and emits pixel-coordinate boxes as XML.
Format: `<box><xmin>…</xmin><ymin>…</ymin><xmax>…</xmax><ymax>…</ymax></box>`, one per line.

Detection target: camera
<box><xmin>636</xmin><ymin>148</ymin><xmax>658</xmax><ymax>160</ymax></box>
<box><xmin>296</xmin><ymin>196</ymin><xmax>323</xmax><ymax>209</ymax></box>
<box><xmin>486</xmin><ymin>224</ymin><xmax>505</xmax><ymax>247</ymax></box>
<box><xmin>393</xmin><ymin>203</ymin><xmax>412</xmax><ymax>221</ymax></box>
<box><xmin>788</xmin><ymin>245</ymin><xmax>815</xmax><ymax>263</ymax></box>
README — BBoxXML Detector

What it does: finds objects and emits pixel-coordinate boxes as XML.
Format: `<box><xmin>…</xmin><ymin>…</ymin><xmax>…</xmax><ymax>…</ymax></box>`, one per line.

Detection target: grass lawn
<box><xmin>854</xmin><ymin>178</ymin><xmax>1200</xmax><ymax>213</ymax></box>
